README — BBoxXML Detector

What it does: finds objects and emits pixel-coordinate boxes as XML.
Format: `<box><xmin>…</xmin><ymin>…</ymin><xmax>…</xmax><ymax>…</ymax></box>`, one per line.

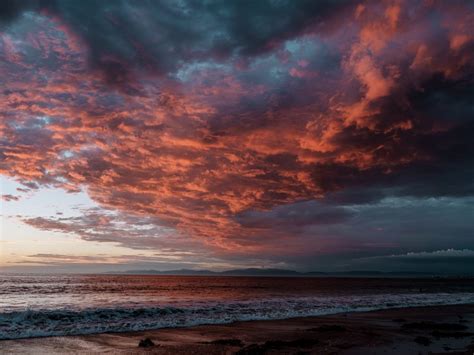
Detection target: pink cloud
<box><xmin>1</xmin><ymin>1</ymin><xmax>473</xmax><ymax>258</ymax></box>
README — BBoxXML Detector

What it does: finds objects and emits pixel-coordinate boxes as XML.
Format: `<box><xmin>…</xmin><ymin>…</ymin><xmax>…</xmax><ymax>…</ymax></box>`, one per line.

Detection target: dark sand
<box><xmin>2</xmin><ymin>304</ymin><xmax>474</xmax><ymax>354</ymax></box>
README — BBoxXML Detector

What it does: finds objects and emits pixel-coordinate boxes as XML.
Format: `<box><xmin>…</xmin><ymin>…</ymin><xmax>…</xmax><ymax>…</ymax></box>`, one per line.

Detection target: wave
<box><xmin>1</xmin><ymin>292</ymin><xmax>473</xmax><ymax>340</ymax></box>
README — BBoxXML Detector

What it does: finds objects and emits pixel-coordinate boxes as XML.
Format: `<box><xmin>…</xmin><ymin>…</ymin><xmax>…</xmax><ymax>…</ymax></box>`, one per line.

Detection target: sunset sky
<box><xmin>1</xmin><ymin>0</ymin><xmax>473</xmax><ymax>274</ymax></box>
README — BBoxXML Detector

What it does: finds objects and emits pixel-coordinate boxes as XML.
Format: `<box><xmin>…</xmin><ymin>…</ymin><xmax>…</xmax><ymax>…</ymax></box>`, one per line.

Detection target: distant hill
<box><xmin>111</xmin><ymin>269</ymin><xmax>218</xmax><ymax>275</ymax></box>
<box><xmin>106</xmin><ymin>268</ymin><xmax>440</xmax><ymax>277</ymax></box>
<box><xmin>220</xmin><ymin>268</ymin><xmax>302</xmax><ymax>276</ymax></box>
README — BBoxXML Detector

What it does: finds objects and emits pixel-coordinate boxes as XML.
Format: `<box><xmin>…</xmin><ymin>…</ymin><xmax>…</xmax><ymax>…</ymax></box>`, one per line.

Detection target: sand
<box><xmin>2</xmin><ymin>304</ymin><xmax>474</xmax><ymax>354</ymax></box>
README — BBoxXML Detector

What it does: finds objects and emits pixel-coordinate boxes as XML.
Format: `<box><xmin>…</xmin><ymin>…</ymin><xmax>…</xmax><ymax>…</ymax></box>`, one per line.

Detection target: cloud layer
<box><xmin>1</xmin><ymin>0</ymin><xmax>474</xmax><ymax>268</ymax></box>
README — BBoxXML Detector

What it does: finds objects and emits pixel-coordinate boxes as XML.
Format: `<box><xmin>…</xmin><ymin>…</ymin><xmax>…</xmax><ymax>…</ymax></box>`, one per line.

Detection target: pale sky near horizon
<box><xmin>1</xmin><ymin>176</ymin><xmax>162</xmax><ymax>272</ymax></box>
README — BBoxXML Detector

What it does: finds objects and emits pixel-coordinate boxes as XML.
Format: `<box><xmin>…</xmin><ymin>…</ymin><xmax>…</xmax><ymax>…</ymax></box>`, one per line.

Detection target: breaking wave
<box><xmin>1</xmin><ymin>292</ymin><xmax>474</xmax><ymax>340</ymax></box>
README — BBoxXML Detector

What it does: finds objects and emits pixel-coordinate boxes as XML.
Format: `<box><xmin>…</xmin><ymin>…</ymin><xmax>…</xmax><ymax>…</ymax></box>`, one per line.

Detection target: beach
<box><xmin>2</xmin><ymin>304</ymin><xmax>474</xmax><ymax>354</ymax></box>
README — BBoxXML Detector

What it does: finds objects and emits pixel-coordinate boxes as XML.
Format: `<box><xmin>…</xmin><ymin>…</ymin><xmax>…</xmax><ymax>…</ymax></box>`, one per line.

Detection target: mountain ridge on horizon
<box><xmin>104</xmin><ymin>268</ymin><xmax>462</xmax><ymax>277</ymax></box>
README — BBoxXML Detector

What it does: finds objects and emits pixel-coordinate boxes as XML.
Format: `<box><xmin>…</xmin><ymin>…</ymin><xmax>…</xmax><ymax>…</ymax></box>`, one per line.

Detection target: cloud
<box><xmin>368</xmin><ymin>249</ymin><xmax>474</xmax><ymax>260</ymax></box>
<box><xmin>1</xmin><ymin>194</ymin><xmax>20</xmax><ymax>201</ymax></box>
<box><xmin>0</xmin><ymin>0</ymin><xmax>39</xmax><ymax>25</ymax></box>
<box><xmin>1</xmin><ymin>0</ymin><xmax>354</xmax><ymax>87</ymax></box>
<box><xmin>20</xmin><ymin>207</ymin><xmax>203</xmax><ymax>251</ymax></box>
<box><xmin>236</xmin><ymin>200</ymin><xmax>354</xmax><ymax>229</ymax></box>
<box><xmin>19</xmin><ymin>252</ymin><xmax>201</xmax><ymax>265</ymax></box>
<box><xmin>349</xmin><ymin>248</ymin><xmax>474</xmax><ymax>273</ymax></box>
<box><xmin>1</xmin><ymin>1</ymin><xmax>473</xmax><ymax>265</ymax></box>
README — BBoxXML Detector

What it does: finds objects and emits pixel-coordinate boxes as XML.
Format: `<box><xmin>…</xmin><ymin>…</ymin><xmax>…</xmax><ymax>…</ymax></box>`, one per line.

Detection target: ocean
<box><xmin>1</xmin><ymin>274</ymin><xmax>474</xmax><ymax>340</ymax></box>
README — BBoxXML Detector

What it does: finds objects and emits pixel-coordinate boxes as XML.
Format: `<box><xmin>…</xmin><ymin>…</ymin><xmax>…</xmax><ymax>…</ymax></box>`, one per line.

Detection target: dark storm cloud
<box><xmin>0</xmin><ymin>0</ymin><xmax>354</xmax><ymax>83</ymax></box>
<box><xmin>261</xmin><ymin>197</ymin><xmax>474</xmax><ymax>272</ymax></box>
<box><xmin>311</xmin><ymin>74</ymin><xmax>474</xmax><ymax>202</ymax></box>
<box><xmin>236</xmin><ymin>200</ymin><xmax>354</xmax><ymax>229</ymax></box>
<box><xmin>0</xmin><ymin>0</ymin><xmax>40</xmax><ymax>25</ymax></box>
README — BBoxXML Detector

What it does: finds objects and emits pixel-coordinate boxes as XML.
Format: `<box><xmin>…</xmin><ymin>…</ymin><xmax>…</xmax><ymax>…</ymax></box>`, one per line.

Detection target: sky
<box><xmin>1</xmin><ymin>0</ymin><xmax>474</xmax><ymax>274</ymax></box>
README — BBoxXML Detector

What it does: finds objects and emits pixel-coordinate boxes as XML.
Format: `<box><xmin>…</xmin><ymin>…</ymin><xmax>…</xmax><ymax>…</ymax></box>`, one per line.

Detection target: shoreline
<box><xmin>2</xmin><ymin>304</ymin><xmax>474</xmax><ymax>354</ymax></box>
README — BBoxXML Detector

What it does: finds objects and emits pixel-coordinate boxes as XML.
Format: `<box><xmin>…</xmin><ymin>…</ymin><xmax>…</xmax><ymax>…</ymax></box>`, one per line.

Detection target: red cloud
<box><xmin>1</xmin><ymin>1</ymin><xmax>473</xmax><ymax>256</ymax></box>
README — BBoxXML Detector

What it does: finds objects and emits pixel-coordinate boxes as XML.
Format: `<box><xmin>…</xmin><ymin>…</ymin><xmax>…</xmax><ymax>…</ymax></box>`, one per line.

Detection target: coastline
<box><xmin>2</xmin><ymin>304</ymin><xmax>474</xmax><ymax>354</ymax></box>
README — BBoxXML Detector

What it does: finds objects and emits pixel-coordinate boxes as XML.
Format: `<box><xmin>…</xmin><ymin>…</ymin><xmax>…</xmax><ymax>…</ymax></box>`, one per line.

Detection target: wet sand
<box><xmin>2</xmin><ymin>304</ymin><xmax>474</xmax><ymax>354</ymax></box>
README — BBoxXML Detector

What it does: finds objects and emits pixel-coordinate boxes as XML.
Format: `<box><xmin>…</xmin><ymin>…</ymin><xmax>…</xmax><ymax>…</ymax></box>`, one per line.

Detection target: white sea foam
<box><xmin>1</xmin><ymin>292</ymin><xmax>474</xmax><ymax>340</ymax></box>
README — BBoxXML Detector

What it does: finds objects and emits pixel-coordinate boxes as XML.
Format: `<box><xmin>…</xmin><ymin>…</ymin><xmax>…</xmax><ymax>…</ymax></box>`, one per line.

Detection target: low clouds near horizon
<box><xmin>1</xmin><ymin>0</ymin><xmax>474</xmax><ymax>272</ymax></box>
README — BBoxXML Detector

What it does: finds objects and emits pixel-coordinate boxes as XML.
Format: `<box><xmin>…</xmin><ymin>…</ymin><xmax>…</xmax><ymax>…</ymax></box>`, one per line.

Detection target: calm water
<box><xmin>1</xmin><ymin>274</ymin><xmax>474</xmax><ymax>339</ymax></box>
